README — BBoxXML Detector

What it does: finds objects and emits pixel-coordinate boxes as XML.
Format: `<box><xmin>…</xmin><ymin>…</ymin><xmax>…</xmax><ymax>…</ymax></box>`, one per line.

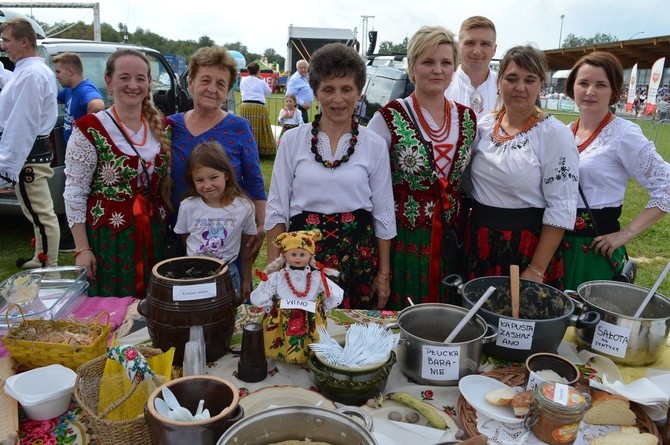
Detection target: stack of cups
<box><xmin>189</xmin><ymin>325</ymin><xmax>206</xmax><ymax>372</ymax></box>
<box><xmin>182</xmin><ymin>341</ymin><xmax>203</xmax><ymax>376</ymax></box>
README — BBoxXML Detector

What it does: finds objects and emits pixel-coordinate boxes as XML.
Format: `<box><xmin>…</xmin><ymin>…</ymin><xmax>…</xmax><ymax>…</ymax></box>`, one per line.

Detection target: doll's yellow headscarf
<box><xmin>274</xmin><ymin>229</ymin><xmax>322</xmax><ymax>255</ymax></box>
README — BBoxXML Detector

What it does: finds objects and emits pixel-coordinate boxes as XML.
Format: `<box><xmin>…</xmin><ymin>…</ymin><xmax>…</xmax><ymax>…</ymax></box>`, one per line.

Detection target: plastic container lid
<box><xmin>4</xmin><ymin>364</ymin><xmax>76</xmax><ymax>405</ymax></box>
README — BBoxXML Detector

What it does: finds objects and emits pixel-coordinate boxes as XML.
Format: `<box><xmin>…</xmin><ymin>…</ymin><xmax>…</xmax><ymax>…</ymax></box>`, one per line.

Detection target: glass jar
<box><xmin>528</xmin><ymin>382</ymin><xmax>588</xmax><ymax>445</ymax></box>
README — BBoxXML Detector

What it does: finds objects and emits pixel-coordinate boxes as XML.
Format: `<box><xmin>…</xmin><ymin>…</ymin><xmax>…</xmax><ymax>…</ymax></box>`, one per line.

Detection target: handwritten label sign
<box><xmin>173</xmin><ymin>282</ymin><xmax>217</xmax><ymax>301</ymax></box>
<box><xmin>280</xmin><ymin>298</ymin><xmax>317</xmax><ymax>313</ymax></box>
<box><xmin>553</xmin><ymin>383</ymin><xmax>569</xmax><ymax>405</ymax></box>
<box><xmin>421</xmin><ymin>345</ymin><xmax>460</xmax><ymax>381</ymax></box>
<box><xmin>496</xmin><ymin>318</ymin><xmax>535</xmax><ymax>350</ymax></box>
<box><xmin>526</xmin><ymin>370</ymin><xmax>544</xmax><ymax>391</ymax></box>
<box><xmin>591</xmin><ymin>321</ymin><xmax>630</xmax><ymax>358</ymax></box>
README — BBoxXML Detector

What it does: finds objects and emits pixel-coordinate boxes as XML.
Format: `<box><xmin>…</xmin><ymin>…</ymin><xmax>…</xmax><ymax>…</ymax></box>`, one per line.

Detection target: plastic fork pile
<box><xmin>309</xmin><ymin>323</ymin><xmax>398</xmax><ymax>368</ymax></box>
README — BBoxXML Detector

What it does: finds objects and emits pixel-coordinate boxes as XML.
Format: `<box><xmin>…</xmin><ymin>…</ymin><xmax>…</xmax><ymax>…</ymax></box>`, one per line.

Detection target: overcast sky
<box><xmin>8</xmin><ymin>0</ymin><xmax>669</xmax><ymax>63</ymax></box>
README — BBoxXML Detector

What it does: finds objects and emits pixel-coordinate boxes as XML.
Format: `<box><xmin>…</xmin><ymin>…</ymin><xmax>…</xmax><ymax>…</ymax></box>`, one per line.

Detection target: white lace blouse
<box><xmin>470</xmin><ymin>114</ymin><xmax>579</xmax><ymax>230</ymax></box>
<box><xmin>264</xmin><ymin>124</ymin><xmax>397</xmax><ymax>239</ymax></box>
<box><xmin>63</xmin><ymin>110</ymin><xmax>161</xmax><ymax>226</ymax></box>
<box><xmin>569</xmin><ymin>116</ymin><xmax>670</xmax><ymax>212</ymax></box>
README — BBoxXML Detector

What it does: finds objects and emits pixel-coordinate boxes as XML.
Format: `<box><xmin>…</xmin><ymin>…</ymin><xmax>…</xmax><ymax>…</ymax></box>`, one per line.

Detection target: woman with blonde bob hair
<box><xmin>562</xmin><ymin>51</ymin><xmax>669</xmax><ymax>288</ymax></box>
<box><xmin>368</xmin><ymin>26</ymin><xmax>477</xmax><ymax>309</ymax></box>
<box><xmin>463</xmin><ymin>45</ymin><xmax>579</xmax><ymax>289</ymax></box>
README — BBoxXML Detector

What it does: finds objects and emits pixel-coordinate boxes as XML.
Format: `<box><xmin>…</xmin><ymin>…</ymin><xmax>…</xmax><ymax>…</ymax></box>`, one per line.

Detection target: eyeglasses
<box><xmin>470</xmin><ymin>90</ymin><xmax>484</xmax><ymax>114</ymax></box>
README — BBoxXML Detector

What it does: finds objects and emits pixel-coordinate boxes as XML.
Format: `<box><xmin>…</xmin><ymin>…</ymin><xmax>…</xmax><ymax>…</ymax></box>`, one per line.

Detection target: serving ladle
<box><xmin>443</xmin><ymin>286</ymin><xmax>496</xmax><ymax>344</ymax></box>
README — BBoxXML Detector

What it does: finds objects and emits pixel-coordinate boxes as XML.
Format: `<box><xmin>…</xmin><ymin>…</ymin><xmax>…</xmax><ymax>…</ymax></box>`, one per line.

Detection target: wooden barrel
<box><xmin>139</xmin><ymin>256</ymin><xmax>240</xmax><ymax>363</ymax></box>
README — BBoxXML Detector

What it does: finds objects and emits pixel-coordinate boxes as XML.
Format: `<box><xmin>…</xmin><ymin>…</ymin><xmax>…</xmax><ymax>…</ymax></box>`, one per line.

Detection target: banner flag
<box><xmin>644</xmin><ymin>57</ymin><xmax>666</xmax><ymax>115</ymax></box>
<box><xmin>626</xmin><ymin>64</ymin><xmax>638</xmax><ymax>113</ymax></box>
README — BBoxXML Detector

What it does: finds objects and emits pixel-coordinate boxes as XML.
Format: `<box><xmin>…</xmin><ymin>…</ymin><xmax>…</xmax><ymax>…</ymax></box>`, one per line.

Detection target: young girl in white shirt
<box><xmin>174</xmin><ymin>141</ymin><xmax>257</xmax><ymax>300</ymax></box>
<box><xmin>277</xmin><ymin>93</ymin><xmax>304</xmax><ymax>142</ymax></box>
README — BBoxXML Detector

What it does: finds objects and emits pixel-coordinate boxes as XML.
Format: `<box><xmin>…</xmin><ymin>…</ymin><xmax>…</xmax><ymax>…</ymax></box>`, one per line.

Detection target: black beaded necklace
<box><xmin>310</xmin><ymin>113</ymin><xmax>359</xmax><ymax>169</ymax></box>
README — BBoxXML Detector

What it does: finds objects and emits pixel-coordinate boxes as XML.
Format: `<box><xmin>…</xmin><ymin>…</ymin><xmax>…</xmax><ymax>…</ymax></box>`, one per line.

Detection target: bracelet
<box><xmin>74</xmin><ymin>247</ymin><xmax>93</xmax><ymax>258</ymax></box>
<box><xmin>528</xmin><ymin>265</ymin><xmax>546</xmax><ymax>279</ymax></box>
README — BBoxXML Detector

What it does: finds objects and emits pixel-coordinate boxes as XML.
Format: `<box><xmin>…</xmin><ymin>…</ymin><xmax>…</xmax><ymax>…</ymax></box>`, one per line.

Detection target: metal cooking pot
<box><xmin>216</xmin><ymin>406</ymin><xmax>377</xmax><ymax>445</ymax></box>
<box><xmin>394</xmin><ymin>303</ymin><xmax>496</xmax><ymax>386</ymax></box>
<box><xmin>568</xmin><ymin>280</ymin><xmax>670</xmax><ymax>366</ymax></box>
<box><xmin>444</xmin><ymin>275</ymin><xmax>600</xmax><ymax>362</ymax></box>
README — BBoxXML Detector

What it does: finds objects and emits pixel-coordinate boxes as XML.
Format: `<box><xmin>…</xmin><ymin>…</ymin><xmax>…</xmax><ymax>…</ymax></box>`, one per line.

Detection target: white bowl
<box><xmin>4</xmin><ymin>364</ymin><xmax>76</xmax><ymax>420</ymax></box>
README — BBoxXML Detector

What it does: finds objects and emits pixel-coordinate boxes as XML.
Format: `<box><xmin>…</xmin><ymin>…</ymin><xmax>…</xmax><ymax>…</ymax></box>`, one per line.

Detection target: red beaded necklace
<box><xmin>111</xmin><ymin>105</ymin><xmax>148</xmax><ymax>146</ymax></box>
<box><xmin>284</xmin><ymin>269</ymin><xmax>312</xmax><ymax>298</ymax></box>
<box><xmin>492</xmin><ymin>109</ymin><xmax>540</xmax><ymax>143</ymax></box>
<box><xmin>572</xmin><ymin>112</ymin><xmax>613</xmax><ymax>153</ymax></box>
<box><xmin>411</xmin><ymin>93</ymin><xmax>451</xmax><ymax>142</ymax></box>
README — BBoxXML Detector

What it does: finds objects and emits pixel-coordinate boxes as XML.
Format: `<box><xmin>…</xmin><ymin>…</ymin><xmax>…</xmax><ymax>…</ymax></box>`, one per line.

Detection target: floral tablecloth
<box><xmin>11</xmin><ymin>301</ymin><xmax>670</xmax><ymax>445</ymax></box>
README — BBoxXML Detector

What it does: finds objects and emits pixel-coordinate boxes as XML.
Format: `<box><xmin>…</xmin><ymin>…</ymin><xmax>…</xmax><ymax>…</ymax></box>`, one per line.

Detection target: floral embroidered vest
<box><xmin>378</xmin><ymin>100</ymin><xmax>476</xmax><ymax>230</ymax></box>
<box><xmin>77</xmin><ymin>114</ymin><xmax>170</xmax><ymax>233</ymax></box>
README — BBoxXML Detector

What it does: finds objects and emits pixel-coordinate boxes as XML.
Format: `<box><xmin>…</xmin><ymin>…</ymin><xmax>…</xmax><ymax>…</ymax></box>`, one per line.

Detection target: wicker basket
<box><xmin>74</xmin><ymin>347</ymin><xmax>165</xmax><ymax>445</ymax></box>
<box><xmin>457</xmin><ymin>367</ymin><xmax>661</xmax><ymax>441</ymax></box>
<box><xmin>2</xmin><ymin>305</ymin><xmax>110</xmax><ymax>370</ymax></box>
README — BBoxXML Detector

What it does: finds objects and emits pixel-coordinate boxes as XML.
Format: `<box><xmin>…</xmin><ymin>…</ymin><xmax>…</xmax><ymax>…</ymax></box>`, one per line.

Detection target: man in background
<box><xmin>445</xmin><ymin>16</ymin><xmax>498</xmax><ymax>118</ymax></box>
<box><xmin>53</xmin><ymin>52</ymin><xmax>104</xmax><ymax>143</ymax></box>
<box><xmin>52</xmin><ymin>52</ymin><xmax>104</xmax><ymax>251</ymax></box>
<box><xmin>0</xmin><ymin>18</ymin><xmax>59</xmax><ymax>268</ymax></box>
<box><xmin>286</xmin><ymin>59</ymin><xmax>313</xmax><ymax>123</ymax></box>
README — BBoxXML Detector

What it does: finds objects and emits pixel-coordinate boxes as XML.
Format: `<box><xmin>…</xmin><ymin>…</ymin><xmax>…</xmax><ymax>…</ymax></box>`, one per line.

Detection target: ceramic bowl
<box><xmin>144</xmin><ymin>375</ymin><xmax>243</xmax><ymax>444</ymax></box>
<box><xmin>307</xmin><ymin>351</ymin><xmax>396</xmax><ymax>405</ymax></box>
<box><xmin>525</xmin><ymin>352</ymin><xmax>580</xmax><ymax>390</ymax></box>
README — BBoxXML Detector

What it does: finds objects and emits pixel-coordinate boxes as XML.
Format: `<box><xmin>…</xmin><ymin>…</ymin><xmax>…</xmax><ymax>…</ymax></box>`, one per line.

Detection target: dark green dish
<box><xmin>307</xmin><ymin>351</ymin><xmax>396</xmax><ymax>406</ymax></box>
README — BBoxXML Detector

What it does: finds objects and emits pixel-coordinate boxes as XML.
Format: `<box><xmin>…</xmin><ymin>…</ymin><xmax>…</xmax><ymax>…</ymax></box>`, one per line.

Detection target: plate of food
<box><xmin>239</xmin><ymin>386</ymin><xmax>336</xmax><ymax>416</ymax></box>
<box><xmin>458</xmin><ymin>375</ymin><xmax>525</xmax><ymax>424</ymax></box>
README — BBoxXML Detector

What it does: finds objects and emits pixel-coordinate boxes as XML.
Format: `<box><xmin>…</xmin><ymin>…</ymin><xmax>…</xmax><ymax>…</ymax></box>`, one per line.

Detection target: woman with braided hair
<box><xmin>64</xmin><ymin>49</ymin><xmax>173</xmax><ymax>297</ymax></box>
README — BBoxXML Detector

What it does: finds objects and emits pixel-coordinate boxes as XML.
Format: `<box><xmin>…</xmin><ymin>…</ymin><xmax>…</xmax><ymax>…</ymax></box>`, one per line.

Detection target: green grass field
<box><xmin>1</xmin><ymin>102</ymin><xmax>668</xmax><ymax>297</ymax></box>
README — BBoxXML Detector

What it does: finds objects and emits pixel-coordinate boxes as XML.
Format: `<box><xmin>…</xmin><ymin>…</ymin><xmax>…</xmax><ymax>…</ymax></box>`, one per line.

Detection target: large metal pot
<box><xmin>445</xmin><ymin>275</ymin><xmax>600</xmax><ymax>362</ymax></box>
<box><xmin>568</xmin><ymin>280</ymin><xmax>670</xmax><ymax>366</ymax></box>
<box><xmin>395</xmin><ymin>303</ymin><xmax>496</xmax><ymax>386</ymax></box>
<box><xmin>216</xmin><ymin>406</ymin><xmax>376</xmax><ymax>445</ymax></box>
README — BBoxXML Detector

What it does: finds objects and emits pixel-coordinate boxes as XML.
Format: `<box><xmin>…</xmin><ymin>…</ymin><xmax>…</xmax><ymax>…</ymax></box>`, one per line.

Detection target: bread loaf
<box><xmin>511</xmin><ymin>390</ymin><xmax>532</xmax><ymax>417</ymax></box>
<box><xmin>583</xmin><ymin>390</ymin><xmax>636</xmax><ymax>426</ymax></box>
<box><xmin>589</xmin><ymin>431</ymin><xmax>657</xmax><ymax>445</ymax></box>
<box><xmin>485</xmin><ymin>387</ymin><xmax>515</xmax><ymax>406</ymax></box>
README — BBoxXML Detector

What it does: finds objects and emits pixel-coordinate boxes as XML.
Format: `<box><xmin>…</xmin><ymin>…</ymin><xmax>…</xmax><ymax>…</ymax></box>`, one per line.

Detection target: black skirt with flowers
<box><xmin>463</xmin><ymin>202</ymin><xmax>565</xmax><ymax>290</ymax></box>
<box><xmin>289</xmin><ymin>209</ymin><xmax>378</xmax><ymax>309</ymax></box>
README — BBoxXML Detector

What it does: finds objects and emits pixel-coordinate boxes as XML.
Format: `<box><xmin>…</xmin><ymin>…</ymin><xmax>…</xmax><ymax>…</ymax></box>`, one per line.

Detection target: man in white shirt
<box><xmin>445</xmin><ymin>16</ymin><xmax>498</xmax><ymax>118</ymax></box>
<box><xmin>0</xmin><ymin>18</ymin><xmax>59</xmax><ymax>268</ymax></box>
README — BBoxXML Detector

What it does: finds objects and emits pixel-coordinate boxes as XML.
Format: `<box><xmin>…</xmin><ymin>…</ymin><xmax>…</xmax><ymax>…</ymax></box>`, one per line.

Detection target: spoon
<box><xmin>213</xmin><ymin>259</ymin><xmax>231</xmax><ymax>276</ymax></box>
<box><xmin>194</xmin><ymin>408</ymin><xmax>210</xmax><ymax>420</ymax></box>
<box><xmin>633</xmin><ymin>258</ymin><xmax>670</xmax><ymax>318</ymax></box>
<box><xmin>170</xmin><ymin>405</ymin><xmax>195</xmax><ymax>422</ymax></box>
<box><xmin>510</xmin><ymin>265</ymin><xmax>520</xmax><ymax>319</ymax></box>
<box><xmin>161</xmin><ymin>386</ymin><xmax>180</xmax><ymax>411</ymax></box>
<box><xmin>154</xmin><ymin>397</ymin><xmax>171</xmax><ymax>419</ymax></box>
<box><xmin>444</xmin><ymin>286</ymin><xmax>496</xmax><ymax>344</ymax></box>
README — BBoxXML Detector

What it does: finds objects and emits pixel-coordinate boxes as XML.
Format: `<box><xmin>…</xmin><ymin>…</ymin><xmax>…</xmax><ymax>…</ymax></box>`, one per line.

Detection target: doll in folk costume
<box><xmin>250</xmin><ymin>229</ymin><xmax>343</xmax><ymax>363</ymax></box>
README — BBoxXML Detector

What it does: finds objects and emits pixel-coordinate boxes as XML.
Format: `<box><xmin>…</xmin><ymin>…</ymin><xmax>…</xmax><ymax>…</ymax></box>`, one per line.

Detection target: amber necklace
<box><xmin>411</xmin><ymin>93</ymin><xmax>451</xmax><ymax>142</ymax></box>
<box><xmin>284</xmin><ymin>269</ymin><xmax>312</xmax><ymax>298</ymax></box>
<box><xmin>492</xmin><ymin>108</ymin><xmax>540</xmax><ymax>143</ymax></box>
<box><xmin>311</xmin><ymin>113</ymin><xmax>359</xmax><ymax>169</ymax></box>
<box><xmin>572</xmin><ymin>112</ymin><xmax>613</xmax><ymax>153</ymax></box>
<box><xmin>111</xmin><ymin>105</ymin><xmax>148</xmax><ymax>146</ymax></box>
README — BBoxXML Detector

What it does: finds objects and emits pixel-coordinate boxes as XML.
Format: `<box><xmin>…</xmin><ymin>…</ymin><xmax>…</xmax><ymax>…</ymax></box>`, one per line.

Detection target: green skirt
<box><xmin>563</xmin><ymin>234</ymin><xmax>625</xmax><ymax>290</ymax></box>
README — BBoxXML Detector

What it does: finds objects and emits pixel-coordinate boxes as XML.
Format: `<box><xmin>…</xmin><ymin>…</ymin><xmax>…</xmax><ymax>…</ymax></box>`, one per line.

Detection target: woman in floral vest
<box><xmin>368</xmin><ymin>26</ymin><xmax>476</xmax><ymax>309</ymax></box>
<box><xmin>64</xmin><ymin>49</ymin><xmax>173</xmax><ymax>297</ymax></box>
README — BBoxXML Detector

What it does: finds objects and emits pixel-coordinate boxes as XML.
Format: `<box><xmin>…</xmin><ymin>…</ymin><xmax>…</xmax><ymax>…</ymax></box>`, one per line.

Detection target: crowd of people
<box><xmin>2</xmin><ymin>15</ymin><xmax>669</xmax><ymax>311</ymax></box>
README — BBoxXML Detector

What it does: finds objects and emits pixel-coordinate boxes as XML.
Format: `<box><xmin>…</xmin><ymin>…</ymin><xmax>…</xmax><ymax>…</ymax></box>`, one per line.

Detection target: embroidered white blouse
<box><xmin>264</xmin><ymin>124</ymin><xmax>397</xmax><ymax>239</ymax></box>
<box><xmin>250</xmin><ymin>264</ymin><xmax>344</xmax><ymax>311</ymax></box>
<box><xmin>470</xmin><ymin>114</ymin><xmax>579</xmax><ymax>230</ymax></box>
<box><xmin>570</xmin><ymin>116</ymin><xmax>670</xmax><ymax>212</ymax></box>
<box><xmin>277</xmin><ymin>108</ymin><xmax>304</xmax><ymax>126</ymax></box>
<box><xmin>63</xmin><ymin>110</ymin><xmax>160</xmax><ymax>226</ymax></box>
<box><xmin>240</xmin><ymin>75</ymin><xmax>271</xmax><ymax>103</ymax></box>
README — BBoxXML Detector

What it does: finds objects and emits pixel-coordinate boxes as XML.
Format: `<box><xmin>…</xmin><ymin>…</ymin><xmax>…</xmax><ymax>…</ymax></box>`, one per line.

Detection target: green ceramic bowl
<box><xmin>307</xmin><ymin>351</ymin><xmax>396</xmax><ymax>406</ymax></box>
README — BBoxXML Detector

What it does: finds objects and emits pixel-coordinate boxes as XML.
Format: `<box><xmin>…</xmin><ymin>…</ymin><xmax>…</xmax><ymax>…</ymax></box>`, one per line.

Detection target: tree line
<box><xmin>36</xmin><ymin>19</ymin><xmax>286</xmax><ymax>69</ymax></box>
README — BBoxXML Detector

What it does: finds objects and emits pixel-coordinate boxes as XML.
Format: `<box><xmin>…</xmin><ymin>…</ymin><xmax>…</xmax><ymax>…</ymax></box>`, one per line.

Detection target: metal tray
<box><xmin>0</xmin><ymin>266</ymin><xmax>89</xmax><ymax>329</ymax></box>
